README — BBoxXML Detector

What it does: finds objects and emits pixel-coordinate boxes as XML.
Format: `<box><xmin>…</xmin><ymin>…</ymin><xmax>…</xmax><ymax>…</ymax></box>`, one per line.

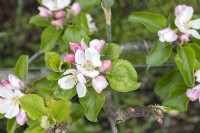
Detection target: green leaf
<box><xmin>59</xmin><ymin>61</ymin><xmax>71</xmax><ymax>72</ymax></box>
<box><xmin>46</xmin><ymin>96</ymin><xmax>71</xmax><ymax>123</ymax></box>
<box><xmin>163</xmin><ymin>83</ymin><xmax>189</xmax><ymax>111</ymax></box>
<box><xmin>79</xmin><ymin>88</ymin><xmax>105</xmax><ymax>122</ymax></box>
<box><xmin>70</xmin><ymin>103</ymin><xmax>85</xmax><ymax>123</ymax></box>
<box><xmin>146</xmin><ymin>42</ymin><xmax>173</xmax><ymax>66</ymax></box>
<box><xmin>62</xmin><ymin>25</ymin><xmax>90</xmax><ymax>44</ymax></box>
<box><xmin>0</xmin><ymin>114</ymin><xmax>4</xmax><ymax>119</ymax></box>
<box><xmin>73</xmin><ymin>12</ymin><xmax>89</xmax><ymax>33</ymax></box>
<box><xmin>58</xmin><ymin>36</ymin><xmax>69</xmax><ymax>53</ymax></box>
<box><xmin>76</xmin><ymin>0</ymin><xmax>100</xmax><ymax>12</ymax></box>
<box><xmin>36</xmin><ymin>88</ymin><xmax>54</xmax><ymax>99</ymax></box>
<box><xmin>128</xmin><ymin>12</ymin><xmax>166</xmax><ymax>33</ymax></box>
<box><xmin>167</xmin><ymin>14</ymin><xmax>176</xmax><ymax>29</ymax></box>
<box><xmin>155</xmin><ymin>70</ymin><xmax>184</xmax><ymax>99</ymax></box>
<box><xmin>19</xmin><ymin>94</ymin><xmax>47</xmax><ymax>120</ymax></box>
<box><xmin>187</xmin><ymin>43</ymin><xmax>200</xmax><ymax>70</ymax></box>
<box><xmin>106</xmin><ymin>59</ymin><xmax>141</xmax><ymax>92</ymax></box>
<box><xmin>6</xmin><ymin>118</ymin><xmax>19</xmax><ymax>133</ymax></box>
<box><xmin>29</xmin><ymin>15</ymin><xmax>51</xmax><ymax>27</ymax></box>
<box><xmin>47</xmin><ymin>72</ymin><xmax>61</xmax><ymax>81</ymax></box>
<box><xmin>40</xmin><ymin>26</ymin><xmax>63</xmax><ymax>52</ymax></box>
<box><xmin>14</xmin><ymin>55</ymin><xmax>29</xmax><ymax>80</ymax></box>
<box><xmin>24</xmin><ymin>123</ymin><xmax>45</xmax><ymax>133</ymax></box>
<box><xmin>101</xmin><ymin>43</ymin><xmax>120</xmax><ymax>61</ymax></box>
<box><xmin>102</xmin><ymin>0</ymin><xmax>114</xmax><ymax>10</ymax></box>
<box><xmin>175</xmin><ymin>46</ymin><xmax>195</xmax><ymax>87</ymax></box>
<box><xmin>44</xmin><ymin>52</ymin><xmax>60</xmax><ymax>72</ymax></box>
<box><xmin>31</xmin><ymin>78</ymin><xmax>52</xmax><ymax>91</ymax></box>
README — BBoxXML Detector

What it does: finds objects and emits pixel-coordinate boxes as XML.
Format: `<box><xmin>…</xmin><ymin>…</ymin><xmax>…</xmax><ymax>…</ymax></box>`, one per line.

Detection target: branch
<box><xmin>45</xmin><ymin>122</ymin><xmax>70</xmax><ymax>133</ymax></box>
<box><xmin>28</xmin><ymin>52</ymin><xmax>43</xmax><ymax>65</ymax></box>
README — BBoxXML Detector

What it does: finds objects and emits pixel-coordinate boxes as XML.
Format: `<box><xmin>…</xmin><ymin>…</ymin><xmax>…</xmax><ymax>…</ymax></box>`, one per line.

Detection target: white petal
<box><xmin>86</xmin><ymin>13</ymin><xmax>93</xmax><ymax>22</ymax></box>
<box><xmin>76</xmin><ymin>83</ymin><xmax>87</xmax><ymax>98</ymax></box>
<box><xmin>85</xmin><ymin>48</ymin><xmax>102</xmax><ymax>67</ymax></box>
<box><xmin>75</xmin><ymin>49</ymin><xmax>86</xmax><ymax>65</ymax></box>
<box><xmin>4</xmin><ymin>84</ymin><xmax>17</xmax><ymax>90</ymax></box>
<box><xmin>58</xmin><ymin>75</ymin><xmax>76</xmax><ymax>90</ymax></box>
<box><xmin>76</xmin><ymin>65</ymin><xmax>99</xmax><ymax>78</ymax></box>
<box><xmin>9</xmin><ymin>74</ymin><xmax>24</xmax><ymax>89</ymax></box>
<box><xmin>14</xmin><ymin>90</ymin><xmax>24</xmax><ymax>98</ymax></box>
<box><xmin>0</xmin><ymin>99</ymin><xmax>11</xmax><ymax>114</ymax></box>
<box><xmin>0</xmin><ymin>87</ymin><xmax>14</xmax><ymax>99</ymax></box>
<box><xmin>42</xmin><ymin>0</ymin><xmax>71</xmax><ymax>11</ymax></box>
<box><xmin>77</xmin><ymin>73</ymin><xmax>86</xmax><ymax>84</ymax></box>
<box><xmin>92</xmin><ymin>76</ymin><xmax>108</xmax><ymax>93</ymax></box>
<box><xmin>191</xmin><ymin>19</ymin><xmax>200</xmax><ymax>29</ymax></box>
<box><xmin>63</xmin><ymin>69</ymin><xmax>79</xmax><ymax>75</ymax></box>
<box><xmin>80</xmin><ymin>38</ymin><xmax>88</xmax><ymax>50</ymax></box>
<box><xmin>195</xmin><ymin>70</ymin><xmax>200</xmax><ymax>77</ymax></box>
<box><xmin>196</xmin><ymin>77</ymin><xmax>200</xmax><ymax>83</ymax></box>
<box><xmin>187</xmin><ymin>29</ymin><xmax>200</xmax><ymax>39</ymax></box>
<box><xmin>5</xmin><ymin>104</ymin><xmax>19</xmax><ymax>119</ymax></box>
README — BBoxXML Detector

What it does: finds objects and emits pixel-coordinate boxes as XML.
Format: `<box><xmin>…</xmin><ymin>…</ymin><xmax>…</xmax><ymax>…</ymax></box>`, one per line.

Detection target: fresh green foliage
<box><xmin>14</xmin><ymin>55</ymin><xmax>29</xmax><ymax>80</ymax></box>
<box><xmin>40</xmin><ymin>26</ymin><xmax>63</xmax><ymax>52</ymax></box>
<box><xmin>6</xmin><ymin>118</ymin><xmax>19</xmax><ymax>133</ymax></box>
<box><xmin>101</xmin><ymin>43</ymin><xmax>120</xmax><ymax>61</ymax></box>
<box><xmin>77</xmin><ymin>0</ymin><xmax>100</xmax><ymax>11</ymax></box>
<box><xmin>29</xmin><ymin>15</ymin><xmax>51</xmax><ymax>27</ymax></box>
<box><xmin>106</xmin><ymin>59</ymin><xmax>141</xmax><ymax>92</ymax></box>
<box><xmin>44</xmin><ymin>52</ymin><xmax>61</xmax><ymax>72</ymax></box>
<box><xmin>128</xmin><ymin>12</ymin><xmax>166</xmax><ymax>33</ymax></box>
<box><xmin>79</xmin><ymin>88</ymin><xmax>105</xmax><ymax>122</ymax></box>
<box><xmin>47</xmin><ymin>72</ymin><xmax>62</xmax><ymax>81</ymax></box>
<box><xmin>175</xmin><ymin>46</ymin><xmax>195</xmax><ymax>87</ymax></box>
<box><xmin>70</xmin><ymin>103</ymin><xmax>85</xmax><ymax>123</ymax></box>
<box><xmin>146</xmin><ymin>42</ymin><xmax>173</xmax><ymax>66</ymax></box>
<box><xmin>24</xmin><ymin>123</ymin><xmax>44</xmax><ymax>133</ymax></box>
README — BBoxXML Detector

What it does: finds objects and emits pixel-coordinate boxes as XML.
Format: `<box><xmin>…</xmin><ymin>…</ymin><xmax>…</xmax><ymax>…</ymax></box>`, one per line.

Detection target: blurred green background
<box><xmin>1</xmin><ymin>0</ymin><xmax>200</xmax><ymax>133</ymax></box>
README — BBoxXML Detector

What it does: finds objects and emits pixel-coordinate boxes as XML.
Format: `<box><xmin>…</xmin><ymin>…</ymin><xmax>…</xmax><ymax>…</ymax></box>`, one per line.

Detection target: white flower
<box><xmin>42</xmin><ymin>0</ymin><xmax>71</xmax><ymax>11</ymax></box>
<box><xmin>158</xmin><ymin>27</ymin><xmax>178</xmax><ymax>42</ymax></box>
<box><xmin>195</xmin><ymin>69</ymin><xmax>200</xmax><ymax>83</ymax></box>
<box><xmin>75</xmin><ymin>48</ymin><xmax>102</xmax><ymax>78</ymax></box>
<box><xmin>4</xmin><ymin>74</ymin><xmax>24</xmax><ymax>90</ymax></box>
<box><xmin>86</xmin><ymin>14</ymin><xmax>98</xmax><ymax>32</ymax></box>
<box><xmin>0</xmin><ymin>87</ymin><xmax>24</xmax><ymax>118</ymax></box>
<box><xmin>175</xmin><ymin>6</ymin><xmax>200</xmax><ymax>39</ymax></box>
<box><xmin>58</xmin><ymin>69</ymin><xmax>87</xmax><ymax>97</ymax></box>
<box><xmin>92</xmin><ymin>75</ymin><xmax>108</xmax><ymax>93</ymax></box>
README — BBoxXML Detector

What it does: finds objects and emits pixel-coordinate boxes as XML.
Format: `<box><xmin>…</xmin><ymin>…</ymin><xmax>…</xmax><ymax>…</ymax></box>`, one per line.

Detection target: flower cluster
<box><xmin>58</xmin><ymin>39</ymin><xmax>111</xmax><ymax>97</ymax></box>
<box><xmin>186</xmin><ymin>70</ymin><xmax>200</xmax><ymax>102</ymax></box>
<box><xmin>0</xmin><ymin>75</ymin><xmax>27</xmax><ymax>125</ymax></box>
<box><xmin>38</xmin><ymin>0</ymin><xmax>98</xmax><ymax>31</ymax></box>
<box><xmin>158</xmin><ymin>4</ymin><xmax>200</xmax><ymax>43</ymax></box>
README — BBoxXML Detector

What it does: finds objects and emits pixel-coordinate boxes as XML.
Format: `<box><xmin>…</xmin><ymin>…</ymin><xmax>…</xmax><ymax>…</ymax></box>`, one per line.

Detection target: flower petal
<box><xmin>42</xmin><ymin>0</ymin><xmax>71</xmax><ymax>11</ymax></box>
<box><xmin>14</xmin><ymin>90</ymin><xmax>24</xmax><ymax>98</ymax></box>
<box><xmin>195</xmin><ymin>70</ymin><xmax>200</xmax><ymax>77</ymax></box>
<box><xmin>58</xmin><ymin>75</ymin><xmax>76</xmax><ymax>90</ymax></box>
<box><xmin>76</xmin><ymin>65</ymin><xmax>99</xmax><ymax>78</ymax></box>
<box><xmin>92</xmin><ymin>75</ymin><xmax>108</xmax><ymax>93</ymax></box>
<box><xmin>80</xmin><ymin>38</ymin><xmax>88</xmax><ymax>50</ymax></box>
<box><xmin>0</xmin><ymin>99</ymin><xmax>11</xmax><ymax>114</ymax></box>
<box><xmin>89</xmin><ymin>39</ymin><xmax>105</xmax><ymax>52</ymax></box>
<box><xmin>76</xmin><ymin>83</ymin><xmax>87</xmax><ymax>98</ymax></box>
<box><xmin>77</xmin><ymin>73</ymin><xmax>86</xmax><ymax>84</ymax></box>
<box><xmin>9</xmin><ymin>74</ymin><xmax>24</xmax><ymax>89</ymax></box>
<box><xmin>5</xmin><ymin>104</ymin><xmax>19</xmax><ymax>119</ymax></box>
<box><xmin>191</xmin><ymin>19</ymin><xmax>200</xmax><ymax>29</ymax></box>
<box><xmin>75</xmin><ymin>49</ymin><xmax>86</xmax><ymax>65</ymax></box>
<box><xmin>187</xmin><ymin>29</ymin><xmax>200</xmax><ymax>39</ymax></box>
<box><xmin>85</xmin><ymin>48</ymin><xmax>102</xmax><ymax>67</ymax></box>
<box><xmin>0</xmin><ymin>87</ymin><xmax>14</xmax><ymax>99</ymax></box>
<box><xmin>16</xmin><ymin>109</ymin><xmax>28</xmax><ymax>125</ymax></box>
<box><xmin>63</xmin><ymin>69</ymin><xmax>79</xmax><ymax>75</ymax></box>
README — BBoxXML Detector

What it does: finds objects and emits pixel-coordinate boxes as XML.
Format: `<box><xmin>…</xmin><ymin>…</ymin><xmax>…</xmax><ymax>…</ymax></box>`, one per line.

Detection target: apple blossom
<box><xmin>16</xmin><ymin>109</ymin><xmax>28</xmax><ymax>125</ymax></box>
<box><xmin>75</xmin><ymin>48</ymin><xmax>102</xmax><ymax>78</ymax></box>
<box><xmin>38</xmin><ymin>6</ymin><xmax>52</xmax><ymax>17</ymax></box>
<box><xmin>58</xmin><ymin>69</ymin><xmax>87</xmax><ymax>97</ymax></box>
<box><xmin>0</xmin><ymin>87</ymin><xmax>24</xmax><ymax>118</ymax></box>
<box><xmin>64</xmin><ymin>54</ymin><xmax>75</xmax><ymax>64</ymax></box>
<box><xmin>86</xmin><ymin>14</ymin><xmax>98</xmax><ymax>32</ymax></box>
<box><xmin>179</xmin><ymin>34</ymin><xmax>189</xmax><ymax>42</ymax></box>
<box><xmin>51</xmin><ymin>19</ymin><xmax>63</xmax><ymax>27</ymax></box>
<box><xmin>92</xmin><ymin>75</ymin><xmax>108</xmax><ymax>93</ymax></box>
<box><xmin>55</xmin><ymin>11</ymin><xmax>65</xmax><ymax>19</ymax></box>
<box><xmin>186</xmin><ymin>85</ymin><xmax>200</xmax><ymax>101</ymax></box>
<box><xmin>174</xmin><ymin>4</ymin><xmax>187</xmax><ymax>16</ymax></box>
<box><xmin>195</xmin><ymin>70</ymin><xmax>200</xmax><ymax>83</ymax></box>
<box><xmin>71</xmin><ymin>2</ymin><xmax>81</xmax><ymax>16</ymax></box>
<box><xmin>69</xmin><ymin>42</ymin><xmax>84</xmax><ymax>53</ymax></box>
<box><xmin>89</xmin><ymin>39</ymin><xmax>105</xmax><ymax>53</ymax></box>
<box><xmin>158</xmin><ymin>27</ymin><xmax>178</xmax><ymax>42</ymax></box>
<box><xmin>42</xmin><ymin>0</ymin><xmax>71</xmax><ymax>11</ymax></box>
<box><xmin>100</xmin><ymin>60</ymin><xmax>112</xmax><ymax>72</ymax></box>
<box><xmin>175</xmin><ymin>5</ymin><xmax>200</xmax><ymax>39</ymax></box>
<box><xmin>1</xmin><ymin>74</ymin><xmax>24</xmax><ymax>90</ymax></box>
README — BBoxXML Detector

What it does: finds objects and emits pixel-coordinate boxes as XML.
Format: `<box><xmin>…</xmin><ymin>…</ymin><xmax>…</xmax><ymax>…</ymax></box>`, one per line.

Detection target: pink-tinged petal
<box><xmin>85</xmin><ymin>48</ymin><xmax>102</xmax><ymax>67</ymax></box>
<box><xmin>179</xmin><ymin>7</ymin><xmax>193</xmax><ymax>23</ymax></box>
<box><xmin>75</xmin><ymin>49</ymin><xmax>87</xmax><ymax>65</ymax></box>
<box><xmin>76</xmin><ymin>65</ymin><xmax>99</xmax><ymax>78</ymax></box>
<box><xmin>16</xmin><ymin>110</ymin><xmax>28</xmax><ymax>125</ymax></box>
<box><xmin>64</xmin><ymin>54</ymin><xmax>75</xmax><ymax>64</ymax></box>
<box><xmin>51</xmin><ymin>19</ymin><xmax>63</xmax><ymax>27</ymax></box>
<box><xmin>158</xmin><ymin>28</ymin><xmax>178</xmax><ymax>42</ymax></box>
<box><xmin>76</xmin><ymin>83</ymin><xmax>86</xmax><ymax>98</ymax></box>
<box><xmin>100</xmin><ymin>60</ymin><xmax>112</xmax><ymax>72</ymax></box>
<box><xmin>38</xmin><ymin>6</ymin><xmax>52</xmax><ymax>17</ymax></box>
<box><xmin>58</xmin><ymin>75</ymin><xmax>76</xmax><ymax>90</ymax></box>
<box><xmin>174</xmin><ymin>4</ymin><xmax>188</xmax><ymax>16</ymax></box>
<box><xmin>55</xmin><ymin>11</ymin><xmax>65</xmax><ymax>19</ymax></box>
<box><xmin>9</xmin><ymin>74</ymin><xmax>24</xmax><ymax>89</ymax></box>
<box><xmin>179</xmin><ymin>34</ymin><xmax>190</xmax><ymax>42</ymax></box>
<box><xmin>42</xmin><ymin>0</ymin><xmax>71</xmax><ymax>11</ymax></box>
<box><xmin>69</xmin><ymin>42</ymin><xmax>83</xmax><ymax>53</ymax></box>
<box><xmin>71</xmin><ymin>2</ymin><xmax>81</xmax><ymax>16</ymax></box>
<box><xmin>195</xmin><ymin>70</ymin><xmax>200</xmax><ymax>77</ymax></box>
<box><xmin>63</xmin><ymin>69</ymin><xmax>79</xmax><ymax>75</ymax></box>
<box><xmin>77</xmin><ymin>73</ymin><xmax>86</xmax><ymax>84</ymax></box>
<box><xmin>0</xmin><ymin>84</ymin><xmax>4</xmax><ymax>87</ymax></box>
<box><xmin>14</xmin><ymin>90</ymin><xmax>24</xmax><ymax>98</ymax></box>
<box><xmin>186</xmin><ymin>87</ymin><xmax>200</xmax><ymax>101</ymax></box>
<box><xmin>88</xmin><ymin>22</ymin><xmax>98</xmax><ymax>32</ymax></box>
<box><xmin>0</xmin><ymin>99</ymin><xmax>11</xmax><ymax>114</ymax></box>
<box><xmin>80</xmin><ymin>39</ymin><xmax>88</xmax><ymax>50</ymax></box>
<box><xmin>0</xmin><ymin>87</ymin><xmax>14</xmax><ymax>99</ymax></box>
<box><xmin>89</xmin><ymin>39</ymin><xmax>105</xmax><ymax>52</ymax></box>
<box><xmin>92</xmin><ymin>75</ymin><xmax>108</xmax><ymax>93</ymax></box>
<box><xmin>2</xmin><ymin>79</ymin><xmax>10</xmax><ymax>85</ymax></box>
<box><xmin>187</xmin><ymin>29</ymin><xmax>200</xmax><ymax>39</ymax></box>
<box><xmin>5</xmin><ymin>104</ymin><xmax>19</xmax><ymax>119</ymax></box>
<box><xmin>4</xmin><ymin>84</ymin><xmax>16</xmax><ymax>90</ymax></box>
<box><xmin>191</xmin><ymin>19</ymin><xmax>200</xmax><ymax>29</ymax></box>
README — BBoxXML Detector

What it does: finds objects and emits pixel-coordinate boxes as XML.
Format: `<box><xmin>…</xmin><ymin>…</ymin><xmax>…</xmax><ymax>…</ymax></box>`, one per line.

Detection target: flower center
<box><xmin>184</xmin><ymin>22</ymin><xmax>192</xmax><ymax>30</ymax></box>
<box><xmin>72</xmin><ymin>75</ymin><xmax>78</xmax><ymax>84</ymax></box>
<box><xmin>84</xmin><ymin>61</ymin><xmax>95</xmax><ymax>71</ymax></box>
<box><xmin>11</xmin><ymin>97</ymin><xmax>19</xmax><ymax>105</ymax></box>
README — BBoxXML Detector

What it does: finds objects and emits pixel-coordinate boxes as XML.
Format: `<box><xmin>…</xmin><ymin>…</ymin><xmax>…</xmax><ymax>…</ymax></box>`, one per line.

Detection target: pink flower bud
<box><xmin>69</xmin><ymin>42</ymin><xmax>83</xmax><ymax>53</ymax></box>
<box><xmin>38</xmin><ymin>6</ymin><xmax>52</xmax><ymax>17</ymax></box>
<box><xmin>100</xmin><ymin>60</ymin><xmax>112</xmax><ymax>72</ymax></box>
<box><xmin>64</xmin><ymin>54</ymin><xmax>75</xmax><ymax>64</ymax></box>
<box><xmin>71</xmin><ymin>2</ymin><xmax>81</xmax><ymax>16</ymax></box>
<box><xmin>16</xmin><ymin>110</ymin><xmax>28</xmax><ymax>125</ymax></box>
<box><xmin>180</xmin><ymin>34</ymin><xmax>189</xmax><ymax>42</ymax></box>
<box><xmin>174</xmin><ymin>4</ymin><xmax>188</xmax><ymax>16</ymax></box>
<box><xmin>51</xmin><ymin>19</ymin><xmax>63</xmax><ymax>27</ymax></box>
<box><xmin>89</xmin><ymin>39</ymin><xmax>105</xmax><ymax>52</ymax></box>
<box><xmin>0</xmin><ymin>84</ymin><xmax>4</xmax><ymax>87</ymax></box>
<box><xmin>158</xmin><ymin>27</ymin><xmax>178</xmax><ymax>42</ymax></box>
<box><xmin>92</xmin><ymin>75</ymin><xmax>108</xmax><ymax>93</ymax></box>
<box><xmin>55</xmin><ymin>11</ymin><xmax>65</xmax><ymax>19</ymax></box>
<box><xmin>186</xmin><ymin>85</ymin><xmax>200</xmax><ymax>101</ymax></box>
<box><xmin>2</xmin><ymin>79</ymin><xmax>10</xmax><ymax>85</ymax></box>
